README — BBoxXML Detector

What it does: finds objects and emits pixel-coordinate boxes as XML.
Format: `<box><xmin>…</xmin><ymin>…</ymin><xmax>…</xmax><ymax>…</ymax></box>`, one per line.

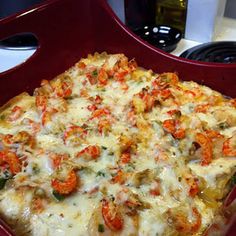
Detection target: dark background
<box><xmin>0</xmin><ymin>0</ymin><xmax>235</xmax><ymax>20</ymax></box>
<box><xmin>0</xmin><ymin>0</ymin><xmax>46</xmax><ymax>19</ymax></box>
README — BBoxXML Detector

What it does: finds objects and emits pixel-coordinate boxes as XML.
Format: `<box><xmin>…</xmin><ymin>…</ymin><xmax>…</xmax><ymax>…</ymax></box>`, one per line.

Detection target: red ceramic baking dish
<box><xmin>0</xmin><ymin>0</ymin><xmax>235</xmax><ymax>235</ymax></box>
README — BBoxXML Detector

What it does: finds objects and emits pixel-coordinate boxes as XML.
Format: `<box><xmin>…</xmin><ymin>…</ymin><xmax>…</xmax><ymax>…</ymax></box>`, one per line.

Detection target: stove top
<box><xmin>180</xmin><ymin>41</ymin><xmax>236</xmax><ymax>63</ymax></box>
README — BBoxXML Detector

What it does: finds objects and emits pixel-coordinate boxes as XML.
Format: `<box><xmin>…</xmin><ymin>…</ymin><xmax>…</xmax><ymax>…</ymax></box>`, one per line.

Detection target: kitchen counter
<box><xmin>172</xmin><ymin>17</ymin><xmax>236</xmax><ymax>56</ymax></box>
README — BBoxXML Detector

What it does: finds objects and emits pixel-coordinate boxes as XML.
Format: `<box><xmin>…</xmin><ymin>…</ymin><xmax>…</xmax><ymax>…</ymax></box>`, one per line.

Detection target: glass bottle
<box><xmin>155</xmin><ymin>0</ymin><xmax>187</xmax><ymax>35</ymax></box>
<box><xmin>125</xmin><ymin>0</ymin><xmax>156</xmax><ymax>30</ymax></box>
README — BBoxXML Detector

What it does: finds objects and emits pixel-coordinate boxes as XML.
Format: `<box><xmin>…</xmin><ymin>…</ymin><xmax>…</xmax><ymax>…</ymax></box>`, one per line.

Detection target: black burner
<box><xmin>180</xmin><ymin>41</ymin><xmax>236</xmax><ymax>63</ymax></box>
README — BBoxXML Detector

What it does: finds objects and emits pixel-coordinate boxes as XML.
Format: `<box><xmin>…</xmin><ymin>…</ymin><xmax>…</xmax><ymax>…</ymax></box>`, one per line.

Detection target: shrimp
<box><xmin>63</xmin><ymin>125</ymin><xmax>87</xmax><ymax>146</ymax></box>
<box><xmin>41</xmin><ymin>108</ymin><xmax>58</xmax><ymax>127</ymax></box>
<box><xmin>184</xmin><ymin>174</ymin><xmax>199</xmax><ymax>197</ymax></box>
<box><xmin>77</xmin><ymin>61</ymin><xmax>86</xmax><ymax>69</ymax></box>
<box><xmin>8</xmin><ymin>106</ymin><xmax>23</xmax><ymax>122</ymax></box>
<box><xmin>0</xmin><ymin>150</ymin><xmax>21</xmax><ymax>175</ymax></box>
<box><xmin>230</xmin><ymin>98</ymin><xmax>236</xmax><ymax>108</ymax></box>
<box><xmin>128</xmin><ymin>58</ymin><xmax>138</xmax><ymax>71</ymax></box>
<box><xmin>127</xmin><ymin>110</ymin><xmax>136</xmax><ymax>126</ymax></box>
<box><xmin>22</xmin><ymin>118</ymin><xmax>41</xmax><ymax>134</ymax></box>
<box><xmin>86</xmin><ymin>73</ymin><xmax>97</xmax><ymax>85</ymax></box>
<box><xmin>35</xmin><ymin>95</ymin><xmax>47</xmax><ymax>112</ymax></box>
<box><xmin>116</xmin><ymin>188</ymin><xmax>149</xmax><ymax>214</ymax></box>
<box><xmin>76</xmin><ymin>145</ymin><xmax>101</xmax><ymax>160</ymax></box>
<box><xmin>97</xmin><ymin>68</ymin><xmax>109</xmax><ymax>85</ymax></box>
<box><xmin>114</xmin><ymin>71</ymin><xmax>128</xmax><ymax>81</ymax></box>
<box><xmin>102</xmin><ymin>199</ymin><xmax>124</xmax><ymax>231</ymax></box>
<box><xmin>119</xmin><ymin>152</ymin><xmax>131</xmax><ymax>165</ymax></box>
<box><xmin>149</xmin><ymin>179</ymin><xmax>161</xmax><ymax>196</ymax></box>
<box><xmin>90</xmin><ymin>108</ymin><xmax>110</xmax><ymax>120</ymax></box>
<box><xmin>205</xmin><ymin>130</ymin><xmax>223</xmax><ymax>140</ymax></box>
<box><xmin>50</xmin><ymin>153</ymin><xmax>69</xmax><ymax>169</ymax></box>
<box><xmin>51</xmin><ymin>75</ymin><xmax>73</xmax><ymax>98</ymax></box>
<box><xmin>31</xmin><ymin>197</ymin><xmax>46</xmax><ymax>213</ymax></box>
<box><xmin>167</xmin><ymin>109</ymin><xmax>181</xmax><ymax>118</ymax></box>
<box><xmin>88</xmin><ymin>203</ymin><xmax>138</xmax><ymax>236</ymax></box>
<box><xmin>194</xmin><ymin>104</ymin><xmax>210</xmax><ymax>113</ymax></box>
<box><xmin>1</xmin><ymin>134</ymin><xmax>14</xmax><ymax>146</ymax></box>
<box><xmin>12</xmin><ymin>131</ymin><xmax>35</xmax><ymax>148</ymax></box>
<box><xmin>168</xmin><ymin>207</ymin><xmax>201</xmax><ymax>234</ymax></box>
<box><xmin>191</xmin><ymin>208</ymin><xmax>202</xmax><ymax>233</ymax></box>
<box><xmin>195</xmin><ymin>133</ymin><xmax>213</xmax><ymax>166</ymax></box>
<box><xmin>222</xmin><ymin>135</ymin><xmax>236</xmax><ymax>157</ymax></box>
<box><xmin>111</xmin><ymin>170</ymin><xmax>127</xmax><ymax>185</ymax></box>
<box><xmin>135</xmin><ymin>89</ymin><xmax>155</xmax><ymax>112</ymax></box>
<box><xmin>51</xmin><ymin>169</ymin><xmax>78</xmax><ymax>195</ymax></box>
<box><xmin>162</xmin><ymin>119</ymin><xmax>185</xmax><ymax>139</ymax></box>
<box><xmin>152</xmin><ymin>73</ymin><xmax>179</xmax><ymax>90</ymax></box>
<box><xmin>98</xmin><ymin>119</ymin><xmax>111</xmax><ymax>134</ymax></box>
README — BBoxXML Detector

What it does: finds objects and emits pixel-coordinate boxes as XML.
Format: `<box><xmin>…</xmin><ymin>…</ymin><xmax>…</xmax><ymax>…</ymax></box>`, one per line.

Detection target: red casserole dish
<box><xmin>0</xmin><ymin>0</ymin><xmax>235</xmax><ymax>235</ymax></box>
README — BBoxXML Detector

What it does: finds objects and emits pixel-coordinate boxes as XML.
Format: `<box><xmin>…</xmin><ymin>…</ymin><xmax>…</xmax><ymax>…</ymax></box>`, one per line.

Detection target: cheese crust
<box><xmin>0</xmin><ymin>52</ymin><xmax>235</xmax><ymax>236</ymax></box>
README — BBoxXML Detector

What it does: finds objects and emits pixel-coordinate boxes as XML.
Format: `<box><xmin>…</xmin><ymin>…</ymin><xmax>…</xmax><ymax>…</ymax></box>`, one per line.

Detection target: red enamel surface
<box><xmin>0</xmin><ymin>0</ymin><xmax>235</xmax><ymax>235</ymax></box>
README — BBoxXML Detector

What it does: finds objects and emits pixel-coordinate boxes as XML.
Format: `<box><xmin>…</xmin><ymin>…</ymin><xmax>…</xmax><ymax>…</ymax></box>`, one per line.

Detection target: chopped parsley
<box><xmin>231</xmin><ymin>175</ymin><xmax>236</xmax><ymax>185</ymax></box>
<box><xmin>92</xmin><ymin>70</ymin><xmax>98</xmax><ymax>77</ymax></box>
<box><xmin>98</xmin><ymin>223</ymin><xmax>105</xmax><ymax>233</ymax></box>
<box><xmin>218</xmin><ymin>122</ymin><xmax>229</xmax><ymax>130</ymax></box>
<box><xmin>96</xmin><ymin>171</ymin><xmax>105</xmax><ymax>177</ymax></box>
<box><xmin>0</xmin><ymin>114</ymin><xmax>5</xmax><ymax>120</ymax></box>
<box><xmin>52</xmin><ymin>190</ymin><xmax>65</xmax><ymax>201</ymax></box>
<box><xmin>0</xmin><ymin>178</ymin><xmax>7</xmax><ymax>190</ymax></box>
<box><xmin>32</xmin><ymin>164</ymin><xmax>40</xmax><ymax>175</ymax></box>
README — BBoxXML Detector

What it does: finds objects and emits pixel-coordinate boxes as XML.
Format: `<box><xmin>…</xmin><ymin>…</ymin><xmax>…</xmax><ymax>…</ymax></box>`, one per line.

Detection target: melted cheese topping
<box><xmin>0</xmin><ymin>53</ymin><xmax>235</xmax><ymax>236</ymax></box>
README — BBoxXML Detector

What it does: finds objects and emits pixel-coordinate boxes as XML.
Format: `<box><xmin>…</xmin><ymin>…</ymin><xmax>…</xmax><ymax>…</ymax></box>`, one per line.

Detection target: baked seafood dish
<box><xmin>0</xmin><ymin>53</ymin><xmax>235</xmax><ymax>235</ymax></box>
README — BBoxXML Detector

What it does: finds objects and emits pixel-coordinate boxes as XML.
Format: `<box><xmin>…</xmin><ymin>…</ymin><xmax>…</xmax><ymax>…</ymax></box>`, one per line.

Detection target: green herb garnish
<box><xmin>231</xmin><ymin>175</ymin><xmax>236</xmax><ymax>185</ymax></box>
<box><xmin>0</xmin><ymin>178</ymin><xmax>7</xmax><ymax>190</ymax></box>
<box><xmin>52</xmin><ymin>190</ymin><xmax>65</xmax><ymax>201</ymax></box>
<box><xmin>218</xmin><ymin>122</ymin><xmax>229</xmax><ymax>130</ymax></box>
<box><xmin>0</xmin><ymin>114</ymin><xmax>6</xmax><ymax>121</ymax></box>
<box><xmin>92</xmin><ymin>70</ymin><xmax>98</xmax><ymax>77</ymax></box>
<box><xmin>32</xmin><ymin>164</ymin><xmax>40</xmax><ymax>175</ymax></box>
<box><xmin>98</xmin><ymin>223</ymin><xmax>105</xmax><ymax>232</ymax></box>
<box><xmin>96</xmin><ymin>171</ymin><xmax>105</xmax><ymax>177</ymax></box>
